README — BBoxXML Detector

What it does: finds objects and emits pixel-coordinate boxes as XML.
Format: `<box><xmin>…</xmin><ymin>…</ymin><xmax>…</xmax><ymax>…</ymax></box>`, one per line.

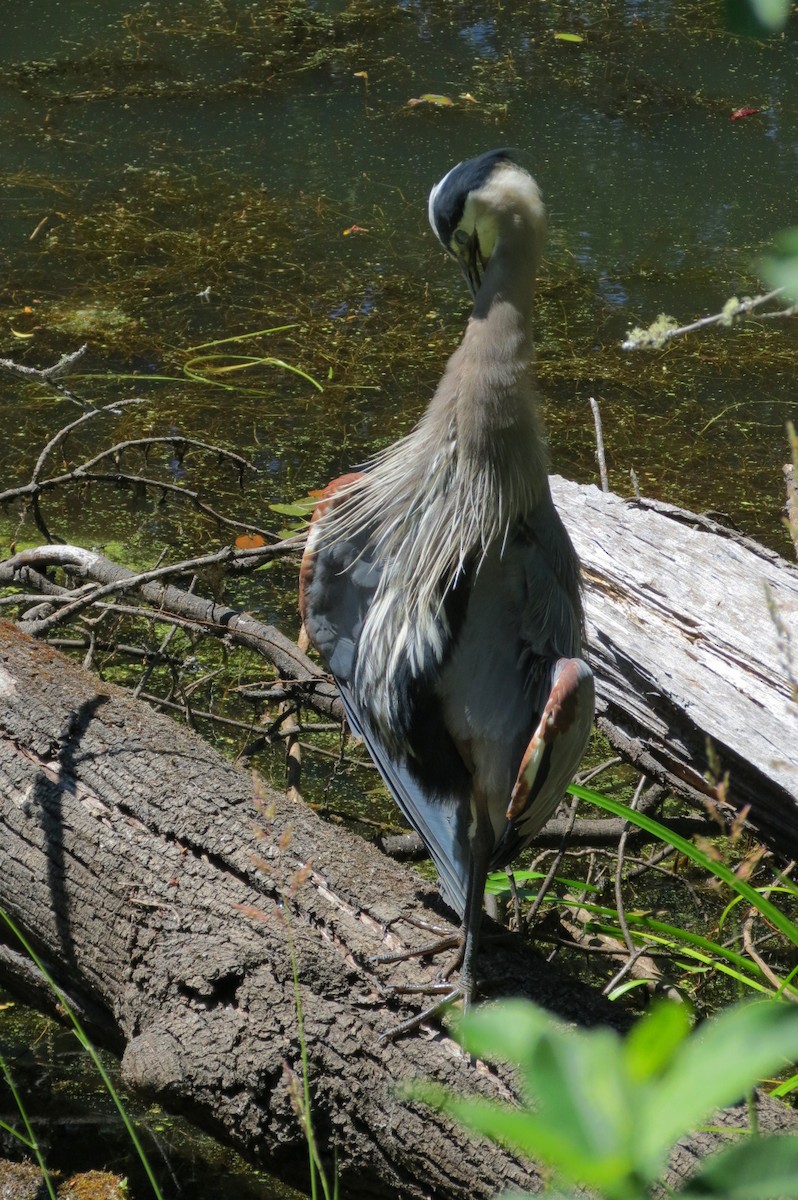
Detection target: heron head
<box><xmin>428</xmin><ymin>149</ymin><xmax>544</xmax><ymax>299</ymax></box>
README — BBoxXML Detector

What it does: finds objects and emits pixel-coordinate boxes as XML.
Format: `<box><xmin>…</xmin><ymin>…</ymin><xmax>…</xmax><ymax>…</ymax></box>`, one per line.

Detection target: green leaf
<box><xmin>411</xmin><ymin>1084</ymin><xmax>634</xmax><ymax>1192</ymax></box>
<box><xmin>623</xmin><ymin>1001</ymin><xmax>692</xmax><ymax>1083</ymax></box>
<box><xmin>636</xmin><ymin>1001</ymin><xmax>798</xmax><ymax>1174</ymax></box>
<box><xmin>681</xmin><ymin>1135</ymin><xmax>798</xmax><ymax>1199</ymax></box>
<box><xmin>553</xmin><ymin>31</ymin><xmax>584</xmax><ymax>42</ymax></box>
<box><xmin>458</xmin><ymin>1004</ymin><xmax>638</xmax><ymax>1189</ymax></box>
<box><xmin>417</xmin><ymin>93</ymin><xmax>454</xmax><ymax>106</ymax></box>
<box><xmin>455</xmin><ymin>1000</ymin><xmax>553</xmax><ymax>1069</ymax></box>
<box><xmin>269</xmin><ymin>500</ymin><xmax>318</xmax><ymax>517</ymax></box>
<box><xmin>485</xmin><ymin>869</ymin><xmax>598</xmax><ymax>896</ymax></box>
<box><xmin>725</xmin><ymin>0</ymin><xmax>792</xmax><ymax>35</ymax></box>
<box><xmin>761</xmin><ymin>228</ymin><xmax>798</xmax><ymax>304</ymax></box>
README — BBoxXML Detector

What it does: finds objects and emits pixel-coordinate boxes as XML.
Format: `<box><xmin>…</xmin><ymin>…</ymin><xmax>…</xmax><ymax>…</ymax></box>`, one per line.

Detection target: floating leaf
<box><xmin>269</xmin><ymin>498</ymin><xmax>319</xmax><ymax>517</ymax></box>
<box><xmin>343</xmin><ymin>225</ymin><xmax>369</xmax><ymax>236</ymax></box>
<box><xmin>235</xmin><ymin>533</ymin><xmax>266</xmax><ymax>550</ymax></box>
<box><xmin>408</xmin><ymin>93</ymin><xmax>454</xmax><ymax>107</ymax></box>
<box><xmin>459</xmin><ymin>92</ymin><xmax>478</xmax><ymax>103</ymax></box>
<box><xmin>9</xmin><ymin>328</ymin><xmax>35</xmax><ymax>339</ymax></box>
<box><xmin>554</xmin><ymin>31</ymin><xmax>584</xmax><ymax>42</ymax></box>
<box><xmin>731</xmin><ymin>106</ymin><xmax>760</xmax><ymax>119</ymax></box>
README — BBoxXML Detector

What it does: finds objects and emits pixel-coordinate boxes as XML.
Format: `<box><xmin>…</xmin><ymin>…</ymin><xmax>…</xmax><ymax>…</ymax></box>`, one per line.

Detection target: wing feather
<box><xmin>301</xmin><ymin>476</ymin><xmax>471</xmax><ymax>919</ymax></box>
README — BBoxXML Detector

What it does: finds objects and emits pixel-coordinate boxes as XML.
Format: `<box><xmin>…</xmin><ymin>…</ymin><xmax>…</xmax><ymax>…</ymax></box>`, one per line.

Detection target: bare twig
<box><xmin>589</xmin><ymin>397</ymin><xmax>609</xmax><ymax>493</ymax></box>
<box><xmin>29</xmin><ymin>398</ymin><xmax>149</xmax><ymax>487</ymax></box>
<box><xmin>612</xmin><ymin>775</ymin><xmax>646</xmax><ymax>961</ymax></box>
<box><xmin>132</xmin><ymin>577</ymin><xmax>197</xmax><ymax>700</ymax></box>
<box><xmin>622</xmin><ymin>287</ymin><xmax>797</xmax><ymax>351</ymax></box>
<box><xmin>629</xmin><ymin>467</ymin><xmax>640</xmax><ymax>500</ymax></box>
<box><xmin>785</xmin><ymin>420</ymin><xmax>798</xmax><ymax>561</ymax></box>
<box><xmin>1</xmin><ymin>450</ymin><xmax>271</xmax><ymax>544</ymax></box>
<box><xmin>0</xmin><ymin>344</ymin><xmax>92</xmax><ymax>407</ymax></box>
<box><xmin>0</xmin><ymin>542</ymin><xmax>341</xmax><ymax>719</ymax></box>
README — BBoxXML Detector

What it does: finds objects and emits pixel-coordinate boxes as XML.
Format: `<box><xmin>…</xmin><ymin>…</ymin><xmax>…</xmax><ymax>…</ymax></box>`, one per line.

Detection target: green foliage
<box><xmin>761</xmin><ymin>229</ymin><xmax>798</xmax><ymax>306</ymax></box>
<box><xmin>569</xmin><ymin>784</ymin><xmax>798</xmax><ymax>954</ymax></box>
<box><xmin>413</xmin><ymin>999</ymin><xmax>798</xmax><ymax>1200</ymax></box>
<box><xmin>726</xmin><ymin>0</ymin><xmax>793</xmax><ymax>36</ymax></box>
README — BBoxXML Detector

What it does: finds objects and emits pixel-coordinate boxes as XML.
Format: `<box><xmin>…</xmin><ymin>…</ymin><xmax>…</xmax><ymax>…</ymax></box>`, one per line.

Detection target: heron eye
<box><xmin>453</xmin><ymin>228</ymin><xmax>469</xmax><ymax>246</ymax></box>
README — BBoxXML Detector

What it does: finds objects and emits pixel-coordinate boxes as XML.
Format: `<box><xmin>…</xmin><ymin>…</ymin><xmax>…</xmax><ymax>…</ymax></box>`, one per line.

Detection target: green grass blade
<box><xmin>0</xmin><ymin>908</ymin><xmax>165</xmax><ymax>1200</ymax></box>
<box><xmin>596</xmin><ymin>911</ymin><xmax>786</xmax><ymax>987</ymax></box>
<box><xmin>263</xmin><ymin>357</ymin><xmax>324</xmax><ymax>391</ymax></box>
<box><xmin>187</xmin><ymin>324</ymin><xmax>297</xmax><ymax>351</ymax></box>
<box><xmin>0</xmin><ymin>1051</ymin><xmax>58</xmax><ymax>1199</ymax></box>
<box><xmin>769</xmin><ymin>1069</ymin><xmax>798</xmax><ymax>1099</ymax></box>
<box><xmin>589</xmin><ymin>924</ymin><xmax>772</xmax><ymax>993</ymax></box>
<box><xmin>568</xmin><ymin>786</ymin><xmax>798</xmax><ymax>949</ymax></box>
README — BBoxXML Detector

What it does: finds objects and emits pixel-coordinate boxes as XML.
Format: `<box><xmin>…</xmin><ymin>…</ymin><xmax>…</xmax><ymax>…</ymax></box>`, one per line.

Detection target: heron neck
<box><xmin>471</xmin><ymin>239</ymin><xmax>539</xmax><ymax>331</ymax></box>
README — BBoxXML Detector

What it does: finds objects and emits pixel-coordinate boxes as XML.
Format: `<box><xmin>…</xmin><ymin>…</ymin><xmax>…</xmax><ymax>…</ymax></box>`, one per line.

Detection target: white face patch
<box><xmin>428</xmin><ymin>161</ymin><xmax>460</xmax><ymax>239</ymax></box>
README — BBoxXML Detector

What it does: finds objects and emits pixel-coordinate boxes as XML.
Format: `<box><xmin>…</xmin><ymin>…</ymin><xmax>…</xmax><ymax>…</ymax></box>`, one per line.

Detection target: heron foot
<box><xmin>378</xmin><ymin>986</ymin><xmax>464</xmax><ymax>1043</ymax></box>
<box><xmin>370</xmin><ymin>931</ymin><xmax>460</xmax><ymax>967</ymax></box>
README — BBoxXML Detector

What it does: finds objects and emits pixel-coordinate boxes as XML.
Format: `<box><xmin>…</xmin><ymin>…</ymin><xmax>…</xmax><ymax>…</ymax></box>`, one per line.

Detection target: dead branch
<box><xmin>622</xmin><ymin>287</ymin><xmax>798</xmax><ymax>350</ymax></box>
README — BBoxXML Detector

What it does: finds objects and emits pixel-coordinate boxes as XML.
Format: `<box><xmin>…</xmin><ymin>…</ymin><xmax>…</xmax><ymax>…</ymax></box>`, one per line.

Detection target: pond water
<box><xmin>1</xmin><ymin>0</ymin><xmax>797</xmax><ymax>557</ymax></box>
<box><xmin>1</xmin><ymin>2</ymin><xmax>797</xmax><ymax>1197</ymax></box>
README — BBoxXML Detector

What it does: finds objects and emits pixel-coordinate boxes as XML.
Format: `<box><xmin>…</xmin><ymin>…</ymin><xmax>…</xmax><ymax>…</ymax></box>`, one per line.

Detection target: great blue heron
<box><xmin>300</xmin><ymin>148</ymin><xmax>595</xmax><ymax>1013</ymax></box>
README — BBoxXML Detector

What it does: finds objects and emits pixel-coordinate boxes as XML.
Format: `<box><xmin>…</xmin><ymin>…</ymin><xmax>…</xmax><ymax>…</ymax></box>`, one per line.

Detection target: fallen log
<box><xmin>2</xmin><ymin>622</ymin><xmax>796</xmax><ymax>1200</ymax></box>
<box><xmin>551</xmin><ymin>479</ymin><xmax>798</xmax><ymax>851</ymax></box>
<box><xmin>2</xmin><ymin>476</ymin><xmax>795</xmax><ymax>858</ymax></box>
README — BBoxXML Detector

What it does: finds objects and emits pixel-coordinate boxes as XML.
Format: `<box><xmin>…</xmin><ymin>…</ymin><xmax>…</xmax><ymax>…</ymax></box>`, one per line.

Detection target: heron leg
<box><xmin>457</xmin><ymin>789</ymin><xmax>494</xmax><ymax>1001</ymax></box>
<box><xmin>376</xmin><ymin>850</ymin><xmax>491</xmax><ymax>1040</ymax></box>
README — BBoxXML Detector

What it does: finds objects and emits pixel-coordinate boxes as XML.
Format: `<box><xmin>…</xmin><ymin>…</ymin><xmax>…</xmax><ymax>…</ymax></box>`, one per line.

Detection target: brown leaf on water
<box><xmin>235</xmin><ymin>532</ymin><xmax>266</xmax><ymax>549</ymax></box>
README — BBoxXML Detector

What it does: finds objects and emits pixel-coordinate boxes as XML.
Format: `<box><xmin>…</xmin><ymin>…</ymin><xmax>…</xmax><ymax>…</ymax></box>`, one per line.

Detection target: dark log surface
<box><xmin>552</xmin><ymin>478</ymin><xmax>798</xmax><ymax>850</ymax></box>
<box><xmin>2</xmin><ymin>621</ymin><xmax>797</xmax><ymax>1199</ymax></box>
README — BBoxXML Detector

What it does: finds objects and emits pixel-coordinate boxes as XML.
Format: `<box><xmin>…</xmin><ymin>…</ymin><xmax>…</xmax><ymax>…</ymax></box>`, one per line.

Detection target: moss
<box><xmin>59</xmin><ymin>1171</ymin><xmax>129</xmax><ymax>1200</ymax></box>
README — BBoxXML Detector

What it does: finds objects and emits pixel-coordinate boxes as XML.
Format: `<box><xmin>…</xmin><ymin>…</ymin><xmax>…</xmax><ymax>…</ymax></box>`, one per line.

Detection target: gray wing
<box><xmin>300</xmin><ymin>480</ymin><xmax>472</xmax><ymax>918</ymax></box>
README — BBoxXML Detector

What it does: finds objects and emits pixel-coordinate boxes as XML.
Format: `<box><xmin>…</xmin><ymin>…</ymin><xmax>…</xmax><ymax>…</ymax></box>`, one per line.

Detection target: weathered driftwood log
<box><xmin>2</xmin><ymin>622</ymin><xmax>796</xmax><ymax>1200</ymax></box>
<box><xmin>551</xmin><ymin>479</ymin><xmax>798</xmax><ymax>851</ymax></box>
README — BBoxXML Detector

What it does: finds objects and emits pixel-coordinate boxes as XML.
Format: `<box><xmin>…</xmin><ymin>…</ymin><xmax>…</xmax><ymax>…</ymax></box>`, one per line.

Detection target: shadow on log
<box><xmin>1</xmin><ymin>621</ymin><xmax>797</xmax><ymax>1199</ymax></box>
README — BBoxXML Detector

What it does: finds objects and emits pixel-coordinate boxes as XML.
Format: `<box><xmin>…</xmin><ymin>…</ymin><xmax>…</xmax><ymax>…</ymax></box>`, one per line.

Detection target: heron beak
<box><xmin>461</xmin><ymin>236</ymin><xmax>482</xmax><ymax>299</ymax></box>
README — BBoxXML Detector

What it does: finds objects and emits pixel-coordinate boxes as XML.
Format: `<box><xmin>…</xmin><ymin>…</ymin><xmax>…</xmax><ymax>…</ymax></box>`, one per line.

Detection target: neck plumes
<box><xmin>331</xmin><ymin>207</ymin><xmax>549</xmax><ymax>618</ymax></box>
